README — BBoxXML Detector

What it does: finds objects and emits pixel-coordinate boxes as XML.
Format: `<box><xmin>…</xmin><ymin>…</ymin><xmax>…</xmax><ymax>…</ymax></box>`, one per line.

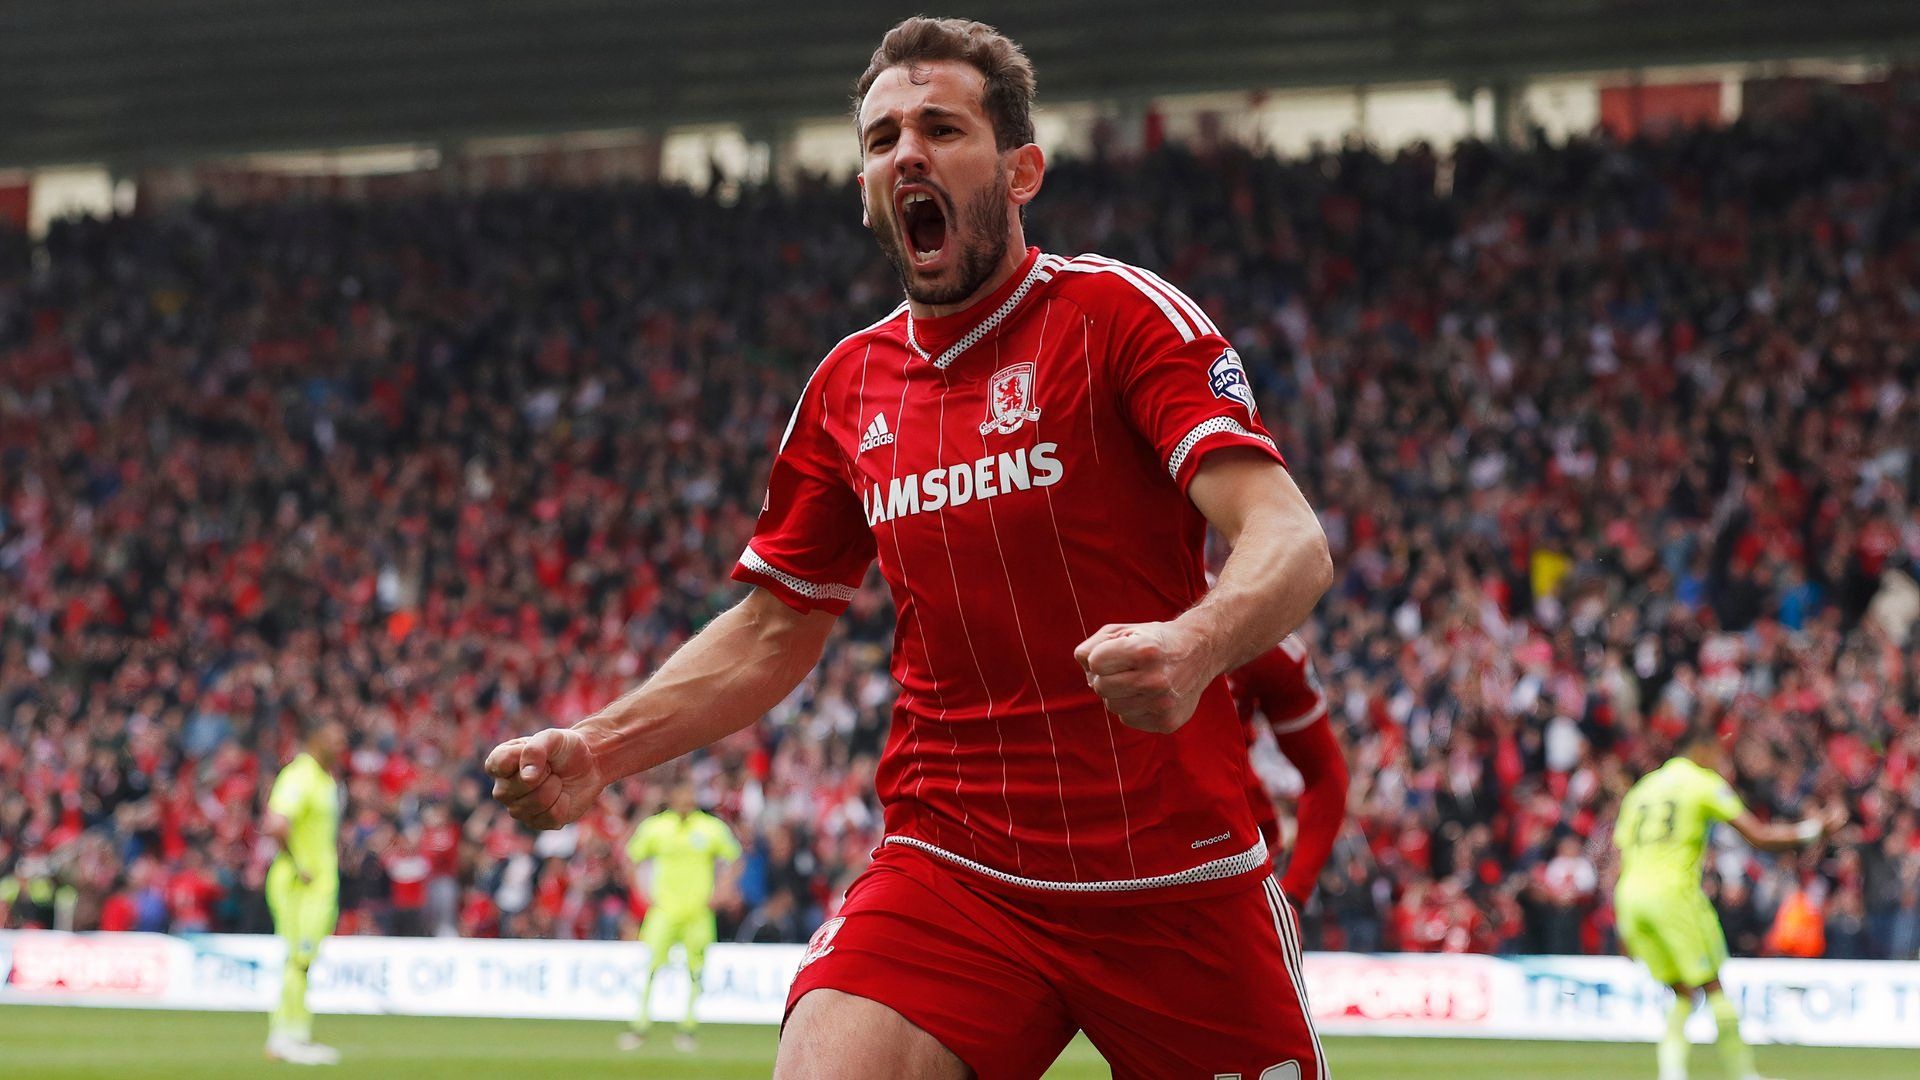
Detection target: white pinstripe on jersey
<box><xmin>975</xmin><ymin>335</ymin><xmax>1078</xmax><ymax>876</ymax></box>
<box><xmin>881</xmin><ymin>347</ymin><xmax>978</xmax><ymax>854</ymax></box>
<box><xmin>932</xmin><ymin>377</ymin><xmax>1022</xmax><ymax>868</ymax></box>
<box><xmin>777</xmin><ymin>302</ymin><xmax>907</xmax><ymax>455</ymax></box>
<box><xmin>1027</xmin><ymin>298</ymin><xmax>1138</xmax><ymax>878</ymax></box>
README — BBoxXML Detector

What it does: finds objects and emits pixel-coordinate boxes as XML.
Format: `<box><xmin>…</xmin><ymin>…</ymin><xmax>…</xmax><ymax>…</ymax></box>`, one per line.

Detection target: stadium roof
<box><xmin>7</xmin><ymin>0</ymin><xmax>1920</xmax><ymax>169</ymax></box>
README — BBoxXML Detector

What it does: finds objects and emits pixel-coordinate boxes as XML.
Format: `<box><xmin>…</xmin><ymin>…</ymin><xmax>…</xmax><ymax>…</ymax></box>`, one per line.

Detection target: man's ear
<box><xmin>857</xmin><ymin>172</ymin><xmax>870</xmax><ymax>228</ymax></box>
<box><xmin>1007</xmin><ymin>143</ymin><xmax>1046</xmax><ymax>208</ymax></box>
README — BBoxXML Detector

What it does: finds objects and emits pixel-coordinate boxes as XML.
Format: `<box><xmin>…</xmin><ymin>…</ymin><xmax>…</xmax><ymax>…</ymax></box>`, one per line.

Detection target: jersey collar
<box><xmin>904</xmin><ymin>247</ymin><xmax>1048</xmax><ymax>370</ymax></box>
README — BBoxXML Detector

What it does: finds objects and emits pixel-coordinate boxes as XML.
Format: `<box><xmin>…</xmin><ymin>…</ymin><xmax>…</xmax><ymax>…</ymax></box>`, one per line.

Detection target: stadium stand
<box><xmin>2</xmin><ymin>92</ymin><xmax>1918</xmax><ymax>963</ymax></box>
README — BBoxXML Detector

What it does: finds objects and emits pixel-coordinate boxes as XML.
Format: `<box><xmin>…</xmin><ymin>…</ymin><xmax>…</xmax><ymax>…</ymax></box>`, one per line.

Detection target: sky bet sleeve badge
<box><xmin>1209</xmin><ymin>348</ymin><xmax>1257</xmax><ymax>419</ymax></box>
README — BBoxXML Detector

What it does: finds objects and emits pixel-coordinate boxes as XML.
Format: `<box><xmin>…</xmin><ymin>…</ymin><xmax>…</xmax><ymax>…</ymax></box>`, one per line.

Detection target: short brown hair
<box><xmin>852</xmin><ymin>17</ymin><xmax>1037</xmax><ymax>151</ymax></box>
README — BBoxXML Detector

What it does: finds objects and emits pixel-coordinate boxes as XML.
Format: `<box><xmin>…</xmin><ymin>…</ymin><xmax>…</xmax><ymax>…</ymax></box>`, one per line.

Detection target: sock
<box><xmin>634</xmin><ymin>961</ymin><xmax>664</xmax><ymax>1033</ymax></box>
<box><xmin>1707</xmin><ymin>989</ymin><xmax>1756</xmax><ymax>1080</ymax></box>
<box><xmin>1660</xmin><ymin>993</ymin><xmax>1692</xmax><ymax>1080</ymax></box>
<box><xmin>681</xmin><ymin>966</ymin><xmax>703</xmax><ymax>1035</ymax></box>
<box><xmin>273</xmin><ymin>959</ymin><xmax>312</xmax><ymax>1043</ymax></box>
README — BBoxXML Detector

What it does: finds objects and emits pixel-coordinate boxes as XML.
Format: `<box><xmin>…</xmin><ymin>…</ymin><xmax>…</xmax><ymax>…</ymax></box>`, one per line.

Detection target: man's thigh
<box><xmin>292</xmin><ymin>886</ymin><xmax>337</xmax><ymax>962</ymax></box>
<box><xmin>1058</xmin><ymin>877</ymin><xmax>1327</xmax><ymax>1080</ymax></box>
<box><xmin>639</xmin><ymin>908</ymin><xmax>680</xmax><ymax>965</ymax></box>
<box><xmin>777</xmin><ymin>989</ymin><xmax>971</xmax><ymax>1080</ymax></box>
<box><xmin>1666</xmin><ymin>893</ymin><xmax>1729</xmax><ymax>988</ymax></box>
<box><xmin>680</xmin><ymin>908</ymin><xmax>718</xmax><ymax>970</ymax></box>
<box><xmin>782</xmin><ymin>849</ymin><xmax>1076</xmax><ymax>1080</ymax></box>
<box><xmin>1618</xmin><ymin>899</ymin><xmax>1681</xmax><ymax>985</ymax></box>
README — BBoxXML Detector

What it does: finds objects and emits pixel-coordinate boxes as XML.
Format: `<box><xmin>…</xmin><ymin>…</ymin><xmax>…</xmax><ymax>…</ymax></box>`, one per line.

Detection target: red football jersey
<box><xmin>733</xmin><ymin>247</ymin><xmax>1287</xmax><ymax>900</ymax></box>
<box><xmin>1229</xmin><ymin>634</ymin><xmax>1346</xmax><ymax>903</ymax></box>
<box><xmin>1231</xmin><ymin>635</ymin><xmax>1328</xmax><ymax>745</ymax></box>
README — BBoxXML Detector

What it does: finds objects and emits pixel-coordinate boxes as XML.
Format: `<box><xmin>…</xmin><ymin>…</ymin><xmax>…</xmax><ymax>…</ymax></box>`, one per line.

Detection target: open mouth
<box><xmin>898</xmin><ymin>189</ymin><xmax>949</xmax><ymax>267</ymax></box>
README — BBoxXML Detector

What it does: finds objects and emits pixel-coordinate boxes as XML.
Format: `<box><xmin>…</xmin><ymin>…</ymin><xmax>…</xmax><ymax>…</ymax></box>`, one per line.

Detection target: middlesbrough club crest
<box><xmin>979</xmin><ymin>362</ymin><xmax>1041</xmax><ymax>435</ymax></box>
<box><xmin>798</xmin><ymin>916</ymin><xmax>845</xmax><ymax>970</ymax></box>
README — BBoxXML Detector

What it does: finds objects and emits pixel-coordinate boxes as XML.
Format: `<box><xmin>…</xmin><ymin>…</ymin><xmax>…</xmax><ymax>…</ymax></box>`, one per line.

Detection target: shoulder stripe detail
<box><xmin>1050</xmin><ymin>256</ymin><xmax>1194</xmax><ymax>342</ymax></box>
<box><xmin>1269</xmin><ymin>699</ymin><xmax>1329</xmax><ymax>736</ymax></box>
<box><xmin>1166</xmin><ymin>416</ymin><xmax>1278</xmax><ymax>478</ymax></box>
<box><xmin>777</xmin><ymin>302</ymin><xmax>906</xmax><ymax>455</ymax></box>
<box><xmin>1108</xmin><ymin>257</ymin><xmax>1220</xmax><ymax>337</ymax></box>
<box><xmin>841</xmin><ymin>301</ymin><xmax>910</xmax><ymax>347</ymax></box>
<box><xmin>884</xmin><ymin>834</ymin><xmax>1267</xmax><ymax>893</ymax></box>
<box><xmin>738</xmin><ymin>544</ymin><xmax>857</xmax><ymax>602</ymax></box>
<box><xmin>1064</xmin><ymin>253</ymin><xmax>1220</xmax><ymax>337</ymax></box>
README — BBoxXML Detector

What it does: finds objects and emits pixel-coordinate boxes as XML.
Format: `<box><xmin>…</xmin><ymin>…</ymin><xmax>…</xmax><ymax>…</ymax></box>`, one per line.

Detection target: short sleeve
<box><xmin>710</xmin><ymin>819</ymin><xmax>742</xmax><ymax>862</ymax></box>
<box><xmin>1251</xmin><ymin>642</ymin><xmax>1328</xmax><ymax>735</ymax></box>
<box><xmin>1110</xmin><ymin>271</ymin><xmax>1287</xmax><ymax>492</ymax></box>
<box><xmin>1702</xmin><ymin>777</ymin><xmax>1746</xmax><ymax>823</ymax></box>
<box><xmin>267</xmin><ymin>766</ymin><xmax>306</xmax><ymax>820</ymax></box>
<box><xmin>626</xmin><ymin>820</ymin><xmax>655</xmax><ymax>863</ymax></box>
<box><xmin>731</xmin><ymin>371</ymin><xmax>877</xmax><ymax>614</ymax></box>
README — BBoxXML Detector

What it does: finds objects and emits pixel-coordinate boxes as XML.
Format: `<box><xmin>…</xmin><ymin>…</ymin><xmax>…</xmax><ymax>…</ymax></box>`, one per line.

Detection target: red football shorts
<box><xmin>785</xmin><ymin>843</ymin><xmax>1326</xmax><ymax>1080</ymax></box>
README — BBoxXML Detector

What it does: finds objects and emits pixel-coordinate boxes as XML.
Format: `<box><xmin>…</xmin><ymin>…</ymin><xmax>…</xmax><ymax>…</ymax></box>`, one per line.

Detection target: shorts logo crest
<box><xmin>799</xmin><ymin>915</ymin><xmax>845</xmax><ymax>970</ymax></box>
<box><xmin>979</xmin><ymin>362</ymin><xmax>1041</xmax><ymax>435</ymax></box>
<box><xmin>1209</xmin><ymin>348</ymin><xmax>1257</xmax><ymax>418</ymax></box>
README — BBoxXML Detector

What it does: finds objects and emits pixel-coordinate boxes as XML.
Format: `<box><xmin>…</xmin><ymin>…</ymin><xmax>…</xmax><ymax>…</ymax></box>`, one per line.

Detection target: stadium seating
<box><xmin>2</xmin><ymin>94</ymin><xmax>1917</xmax><ymax>961</ymax></box>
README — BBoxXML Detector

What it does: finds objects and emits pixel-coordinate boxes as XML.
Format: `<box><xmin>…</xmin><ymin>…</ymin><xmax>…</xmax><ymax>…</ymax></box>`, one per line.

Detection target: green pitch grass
<box><xmin>1</xmin><ymin>1005</ymin><xmax>1913</xmax><ymax>1078</ymax></box>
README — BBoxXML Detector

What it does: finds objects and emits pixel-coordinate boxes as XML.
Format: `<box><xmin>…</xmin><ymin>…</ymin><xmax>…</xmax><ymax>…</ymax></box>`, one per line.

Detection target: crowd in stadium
<box><xmin>3</xmin><ymin>90</ymin><xmax>1918</xmax><ymax>962</ymax></box>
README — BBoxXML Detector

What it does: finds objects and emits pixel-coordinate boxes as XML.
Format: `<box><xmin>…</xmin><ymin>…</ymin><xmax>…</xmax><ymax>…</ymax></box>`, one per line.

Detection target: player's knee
<box><xmin>776</xmin><ymin>989</ymin><xmax>971</xmax><ymax>1080</ymax></box>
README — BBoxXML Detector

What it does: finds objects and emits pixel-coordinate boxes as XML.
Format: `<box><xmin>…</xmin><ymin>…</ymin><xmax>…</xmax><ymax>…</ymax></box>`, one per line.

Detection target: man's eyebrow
<box><xmin>862</xmin><ymin>105</ymin><xmax>966</xmax><ymax>140</ymax></box>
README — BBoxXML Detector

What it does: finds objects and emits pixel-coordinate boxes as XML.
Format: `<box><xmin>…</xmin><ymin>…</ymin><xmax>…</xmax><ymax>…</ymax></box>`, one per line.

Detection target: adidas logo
<box><xmin>858</xmin><ymin>413</ymin><xmax>897</xmax><ymax>454</ymax></box>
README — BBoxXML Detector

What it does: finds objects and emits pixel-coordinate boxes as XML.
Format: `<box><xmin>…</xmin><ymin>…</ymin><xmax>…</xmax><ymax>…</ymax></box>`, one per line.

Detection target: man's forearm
<box><xmin>573</xmin><ymin>589</ymin><xmax>833</xmax><ymax>781</ymax></box>
<box><xmin>1179</xmin><ymin>500</ymin><xmax>1332</xmax><ymax>676</ymax></box>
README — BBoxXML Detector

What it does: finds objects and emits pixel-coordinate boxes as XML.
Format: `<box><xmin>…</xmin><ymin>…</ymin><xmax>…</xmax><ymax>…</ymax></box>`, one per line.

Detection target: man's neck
<box><xmin>906</xmin><ymin>232</ymin><xmax>1029</xmax><ymax>320</ymax></box>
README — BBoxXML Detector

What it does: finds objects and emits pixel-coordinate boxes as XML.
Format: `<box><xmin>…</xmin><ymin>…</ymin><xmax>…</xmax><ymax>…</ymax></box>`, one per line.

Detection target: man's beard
<box><xmin>874</xmin><ymin>167</ymin><xmax>1010</xmax><ymax>308</ymax></box>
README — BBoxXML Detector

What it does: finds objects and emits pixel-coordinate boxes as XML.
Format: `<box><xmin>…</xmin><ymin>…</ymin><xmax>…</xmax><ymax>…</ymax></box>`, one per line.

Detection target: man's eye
<box><xmin>932</xmin><ymin>126</ymin><xmax>958</xmax><ymax>137</ymax></box>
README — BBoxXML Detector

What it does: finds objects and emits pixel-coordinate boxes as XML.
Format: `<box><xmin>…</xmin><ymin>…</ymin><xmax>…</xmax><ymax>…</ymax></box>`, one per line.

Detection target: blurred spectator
<box><xmin>385</xmin><ymin>829</ymin><xmax>431</xmax><ymax>937</ymax></box>
<box><xmin>3</xmin><ymin>89</ymin><xmax>1918</xmax><ymax>961</ymax></box>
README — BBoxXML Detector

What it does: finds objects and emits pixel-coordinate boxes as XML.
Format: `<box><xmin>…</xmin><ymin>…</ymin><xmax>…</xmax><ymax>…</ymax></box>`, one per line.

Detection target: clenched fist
<box><xmin>484</xmin><ymin>727</ymin><xmax>607</xmax><ymax>829</ymax></box>
<box><xmin>1073</xmin><ymin>622</ymin><xmax>1215</xmax><ymax>734</ymax></box>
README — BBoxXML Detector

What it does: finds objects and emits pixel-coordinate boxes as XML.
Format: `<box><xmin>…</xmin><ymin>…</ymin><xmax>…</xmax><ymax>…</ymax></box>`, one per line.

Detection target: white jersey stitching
<box><xmin>884</xmin><ymin>834</ymin><xmax>1267</xmax><ymax>893</ymax></box>
<box><xmin>905</xmin><ymin>259</ymin><xmax>1054</xmax><ymax>370</ymax></box>
<box><xmin>1166</xmin><ymin>416</ymin><xmax>1278</xmax><ymax>479</ymax></box>
<box><xmin>739</xmin><ymin>545</ymin><xmax>857</xmax><ymax>602</ymax></box>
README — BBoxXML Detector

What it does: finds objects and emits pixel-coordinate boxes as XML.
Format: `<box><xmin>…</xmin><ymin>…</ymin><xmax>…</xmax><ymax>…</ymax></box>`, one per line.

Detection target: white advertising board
<box><xmin>4</xmin><ymin>932</ymin><xmax>1919</xmax><ymax>1048</ymax></box>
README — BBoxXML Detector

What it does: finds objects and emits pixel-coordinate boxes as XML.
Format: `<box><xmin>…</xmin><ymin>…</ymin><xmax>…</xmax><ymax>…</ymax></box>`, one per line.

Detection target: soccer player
<box><xmin>262</xmin><ymin>715</ymin><xmax>346</xmax><ymax>1066</ymax></box>
<box><xmin>1229</xmin><ymin>635</ymin><xmax>1349</xmax><ymax>907</ymax></box>
<box><xmin>486</xmin><ymin>16</ymin><xmax>1334</xmax><ymax>1079</ymax></box>
<box><xmin>618</xmin><ymin>780</ymin><xmax>742</xmax><ymax>1053</ymax></box>
<box><xmin>1613</xmin><ymin>727</ymin><xmax>1846</xmax><ymax>1080</ymax></box>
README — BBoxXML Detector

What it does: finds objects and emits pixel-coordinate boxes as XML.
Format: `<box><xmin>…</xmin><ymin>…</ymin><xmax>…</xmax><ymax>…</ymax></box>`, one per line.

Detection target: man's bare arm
<box><xmin>262</xmin><ymin>812</ymin><xmax>309</xmax><ymax>883</ymax></box>
<box><xmin>486</xmin><ymin>587</ymin><xmax>838</xmax><ymax>828</ymax></box>
<box><xmin>1076</xmin><ymin>451</ymin><xmax>1332</xmax><ymax>732</ymax></box>
<box><xmin>1727</xmin><ymin>805</ymin><xmax>1847</xmax><ymax>853</ymax></box>
<box><xmin>1180</xmin><ymin>452</ymin><xmax>1334</xmax><ymax>673</ymax></box>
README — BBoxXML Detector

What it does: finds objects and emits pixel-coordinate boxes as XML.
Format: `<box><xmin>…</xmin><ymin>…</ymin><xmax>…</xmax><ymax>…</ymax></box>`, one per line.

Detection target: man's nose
<box><xmin>893</xmin><ymin>130</ymin><xmax>931</xmax><ymax>176</ymax></box>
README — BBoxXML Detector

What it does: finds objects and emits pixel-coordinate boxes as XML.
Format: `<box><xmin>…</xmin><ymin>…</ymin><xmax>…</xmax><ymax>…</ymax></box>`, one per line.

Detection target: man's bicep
<box><xmin>1700</xmin><ymin>777</ymin><xmax>1746</xmax><ymax>823</ymax></box>
<box><xmin>1725</xmin><ymin>810</ymin><xmax>1769</xmax><ymax>845</ymax></box>
<box><xmin>1188</xmin><ymin>450</ymin><xmax>1315</xmax><ymax>548</ymax></box>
